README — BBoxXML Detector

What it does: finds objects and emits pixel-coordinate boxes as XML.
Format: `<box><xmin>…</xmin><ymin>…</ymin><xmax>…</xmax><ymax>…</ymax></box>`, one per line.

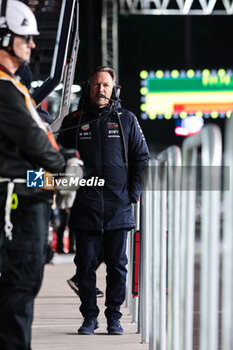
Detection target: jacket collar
<box><xmin>0</xmin><ymin>64</ymin><xmax>15</xmax><ymax>78</ymax></box>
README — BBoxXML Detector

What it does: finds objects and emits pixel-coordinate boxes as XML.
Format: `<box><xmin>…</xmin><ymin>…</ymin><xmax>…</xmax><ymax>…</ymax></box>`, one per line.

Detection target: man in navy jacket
<box><xmin>58</xmin><ymin>66</ymin><xmax>149</xmax><ymax>335</ymax></box>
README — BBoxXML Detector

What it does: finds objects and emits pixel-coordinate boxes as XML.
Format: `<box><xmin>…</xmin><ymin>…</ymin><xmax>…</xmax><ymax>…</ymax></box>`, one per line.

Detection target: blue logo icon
<box><xmin>27</xmin><ymin>169</ymin><xmax>44</xmax><ymax>187</ymax></box>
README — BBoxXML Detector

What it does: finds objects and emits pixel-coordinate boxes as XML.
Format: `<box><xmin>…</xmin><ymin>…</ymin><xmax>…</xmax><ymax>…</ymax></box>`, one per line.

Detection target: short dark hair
<box><xmin>90</xmin><ymin>66</ymin><xmax>116</xmax><ymax>83</ymax></box>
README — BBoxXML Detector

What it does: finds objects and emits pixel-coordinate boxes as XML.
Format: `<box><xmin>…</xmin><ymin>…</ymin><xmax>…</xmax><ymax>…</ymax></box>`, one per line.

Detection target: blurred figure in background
<box><xmin>16</xmin><ymin>64</ymin><xmax>51</xmax><ymax>123</ymax></box>
<box><xmin>16</xmin><ymin>64</ymin><xmax>76</xmax><ymax>257</ymax></box>
<box><xmin>56</xmin><ymin>208</ymin><xmax>76</xmax><ymax>254</ymax></box>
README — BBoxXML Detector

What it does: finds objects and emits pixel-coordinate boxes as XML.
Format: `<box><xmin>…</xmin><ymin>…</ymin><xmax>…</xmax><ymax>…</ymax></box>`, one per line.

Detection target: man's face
<box><xmin>13</xmin><ymin>35</ymin><xmax>36</xmax><ymax>65</ymax></box>
<box><xmin>89</xmin><ymin>71</ymin><xmax>114</xmax><ymax>108</ymax></box>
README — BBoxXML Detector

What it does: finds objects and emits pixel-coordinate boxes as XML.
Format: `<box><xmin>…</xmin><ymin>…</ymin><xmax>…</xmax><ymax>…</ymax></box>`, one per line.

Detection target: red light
<box><xmin>175</xmin><ymin>126</ymin><xmax>202</xmax><ymax>137</ymax></box>
<box><xmin>175</xmin><ymin>126</ymin><xmax>189</xmax><ymax>136</ymax></box>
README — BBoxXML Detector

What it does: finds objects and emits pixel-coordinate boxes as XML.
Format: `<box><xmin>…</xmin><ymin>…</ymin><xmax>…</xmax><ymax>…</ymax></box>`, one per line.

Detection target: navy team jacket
<box><xmin>58</xmin><ymin>103</ymin><xmax>150</xmax><ymax>232</ymax></box>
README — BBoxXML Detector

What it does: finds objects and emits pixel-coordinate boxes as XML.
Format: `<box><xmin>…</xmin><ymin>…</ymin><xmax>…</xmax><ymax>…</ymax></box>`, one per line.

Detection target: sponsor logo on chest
<box><xmin>107</xmin><ymin>122</ymin><xmax>120</xmax><ymax>138</ymax></box>
<box><xmin>81</xmin><ymin>124</ymin><xmax>90</xmax><ymax>131</ymax></box>
<box><xmin>79</xmin><ymin>124</ymin><xmax>91</xmax><ymax>140</ymax></box>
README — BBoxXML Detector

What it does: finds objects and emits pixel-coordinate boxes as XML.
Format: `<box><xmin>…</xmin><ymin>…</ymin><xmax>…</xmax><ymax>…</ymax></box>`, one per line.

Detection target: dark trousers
<box><xmin>72</xmin><ymin>246</ymin><xmax>103</xmax><ymax>283</ymax></box>
<box><xmin>74</xmin><ymin>229</ymin><xmax>128</xmax><ymax>320</ymax></box>
<box><xmin>0</xmin><ymin>194</ymin><xmax>50</xmax><ymax>350</ymax></box>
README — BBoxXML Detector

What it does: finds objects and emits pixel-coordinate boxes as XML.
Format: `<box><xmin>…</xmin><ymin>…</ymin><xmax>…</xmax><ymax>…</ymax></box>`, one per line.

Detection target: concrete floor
<box><xmin>32</xmin><ymin>255</ymin><xmax>148</xmax><ymax>350</ymax></box>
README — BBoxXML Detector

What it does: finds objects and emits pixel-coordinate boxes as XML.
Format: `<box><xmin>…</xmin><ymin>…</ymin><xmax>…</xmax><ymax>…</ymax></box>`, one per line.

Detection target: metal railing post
<box><xmin>150</xmin><ymin>147</ymin><xmax>181</xmax><ymax>350</ymax></box>
<box><xmin>180</xmin><ymin>148</ymin><xmax>197</xmax><ymax>350</ymax></box>
<box><xmin>166</xmin><ymin>149</ymin><xmax>181</xmax><ymax>350</ymax></box>
<box><xmin>157</xmin><ymin>163</ymin><xmax>167</xmax><ymax>350</ymax></box>
<box><xmin>222</xmin><ymin>114</ymin><xmax>233</xmax><ymax>350</ymax></box>
<box><xmin>200</xmin><ymin>126</ymin><xmax>221</xmax><ymax>350</ymax></box>
<box><xmin>140</xmin><ymin>162</ymin><xmax>152</xmax><ymax>343</ymax></box>
<box><xmin>150</xmin><ymin>159</ymin><xmax>158</xmax><ymax>350</ymax></box>
<box><xmin>180</xmin><ymin>124</ymin><xmax>222</xmax><ymax>350</ymax></box>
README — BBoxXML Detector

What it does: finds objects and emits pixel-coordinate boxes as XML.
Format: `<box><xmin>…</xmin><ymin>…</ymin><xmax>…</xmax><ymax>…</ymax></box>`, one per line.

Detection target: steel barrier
<box><xmin>125</xmin><ymin>124</ymin><xmax>222</xmax><ymax>349</ymax></box>
<box><xmin>139</xmin><ymin>160</ymin><xmax>153</xmax><ymax>343</ymax></box>
<box><xmin>150</xmin><ymin>147</ymin><xmax>182</xmax><ymax>350</ymax></box>
<box><xmin>222</xmin><ymin>114</ymin><xmax>233</xmax><ymax>350</ymax></box>
<box><xmin>180</xmin><ymin>124</ymin><xmax>222</xmax><ymax>350</ymax></box>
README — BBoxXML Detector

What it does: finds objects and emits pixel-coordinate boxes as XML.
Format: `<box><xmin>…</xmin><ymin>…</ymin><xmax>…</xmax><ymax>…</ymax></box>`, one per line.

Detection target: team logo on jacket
<box><xmin>79</xmin><ymin>131</ymin><xmax>92</xmax><ymax>140</ymax></box>
<box><xmin>107</xmin><ymin>123</ymin><xmax>118</xmax><ymax>129</ymax></box>
<box><xmin>107</xmin><ymin>123</ymin><xmax>120</xmax><ymax>138</ymax></box>
<box><xmin>27</xmin><ymin>169</ymin><xmax>44</xmax><ymax>187</ymax></box>
<box><xmin>81</xmin><ymin>124</ymin><xmax>90</xmax><ymax>131</ymax></box>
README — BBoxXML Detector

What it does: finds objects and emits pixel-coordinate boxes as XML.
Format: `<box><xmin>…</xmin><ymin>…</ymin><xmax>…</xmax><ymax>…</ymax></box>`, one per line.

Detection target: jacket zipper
<box><xmin>98</xmin><ymin>113</ymin><xmax>104</xmax><ymax>233</ymax></box>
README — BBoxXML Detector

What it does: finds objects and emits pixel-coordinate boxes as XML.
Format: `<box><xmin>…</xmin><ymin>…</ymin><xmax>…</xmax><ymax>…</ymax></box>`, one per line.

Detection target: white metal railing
<box><xmin>139</xmin><ymin>160</ymin><xmax>153</xmax><ymax>343</ymax></box>
<box><xmin>151</xmin><ymin>147</ymin><xmax>182</xmax><ymax>350</ymax></box>
<box><xmin>180</xmin><ymin>125</ymin><xmax>222</xmax><ymax>350</ymax></box>
<box><xmin>125</xmin><ymin>123</ymin><xmax>225</xmax><ymax>349</ymax></box>
<box><xmin>222</xmin><ymin>114</ymin><xmax>233</xmax><ymax>350</ymax></box>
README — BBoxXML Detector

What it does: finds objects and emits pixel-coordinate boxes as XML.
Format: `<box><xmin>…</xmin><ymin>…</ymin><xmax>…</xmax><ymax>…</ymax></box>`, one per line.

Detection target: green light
<box><xmin>187</xmin><ymin>69</ymin><xmax>195</xmax><ymax>78</ymax></box>
<box><xmin>149</xmin><ymin>113</ymin><xmax>157</xmax><ymax>120</ymax></box>
<box><xmin>171</xmin><ymin>70</ymin><xmax>179</xmax><ymax>78</ymax></box>
<box><xmin>196</xmin><ymin>111</ymin><xmax>203</xmax><ymax>117</ymax></box>
<box><xmin>140</xmin><ymin>104</ymin><xmax>147</xmax><ymax>112</ymax></box>
<box><xmin>226</xmin><ymin>110</ymin><xmax>232</xmax><ymax>118</ymax></box>
<box><xmin>180</xmin><ymin>111</ymin><xmax>187</xmax><ymax>119</ymax></box>
<box><xmin>156</xmin><ymin>70</ymin><xmax>164</xmax><ymax>79</ymax></box>
<box><xmin>140</xmin><ymin>70</ymin><xmax>148</xmax><ymax>79</ymax></box>
<box><xmin>218</xmin><ymin>69</ymin><xmax>226</xmax><ymax>77</ymax></box>
<box><xmin>164</xmin><ymin>112</ymin><xmax>172</xmax><ymax>120</ymax></box>
<box><xmin>211</xmin><ymin>111</ymin><xmax>218</xmax><ymax>119</ymax></box>
<box><xmin>140</xmin><ymin>87</ymin><xmax>148</xmax><ymax>95</ymax></box>
<box><xmin>202</xmin><ymin>69</ymin><xmax>210</xmax><ymax>78</ymax></box>
<box><xmin>224</xmin><ymin>75</ymin><xmax>231</xmax><ymax>85</ymax></box>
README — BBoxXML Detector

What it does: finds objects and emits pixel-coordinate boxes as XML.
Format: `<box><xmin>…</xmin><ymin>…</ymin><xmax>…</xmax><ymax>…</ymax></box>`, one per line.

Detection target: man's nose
<box><xmin>29</xmin><ymin>39</ymin><xmax>36</xmax><ymax>49</ymax></box>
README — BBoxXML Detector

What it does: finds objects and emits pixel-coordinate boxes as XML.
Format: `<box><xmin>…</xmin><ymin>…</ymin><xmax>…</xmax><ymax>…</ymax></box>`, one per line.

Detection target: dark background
<box><xmin>30</xmin><ymin>0</ymin><xmax>233</xmax><ymax>151</ymax></box>
<box><xmin>118</xmin><ymin>14</ymin><xmax>233</xmax><ymax>151</ymax></box>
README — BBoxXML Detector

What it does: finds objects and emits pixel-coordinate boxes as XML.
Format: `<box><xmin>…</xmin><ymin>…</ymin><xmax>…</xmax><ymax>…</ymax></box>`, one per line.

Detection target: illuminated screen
<box><xmin>140</xmin><ymin>69</ymin><xmax>233</xmax><ymax>121</ymax></box>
